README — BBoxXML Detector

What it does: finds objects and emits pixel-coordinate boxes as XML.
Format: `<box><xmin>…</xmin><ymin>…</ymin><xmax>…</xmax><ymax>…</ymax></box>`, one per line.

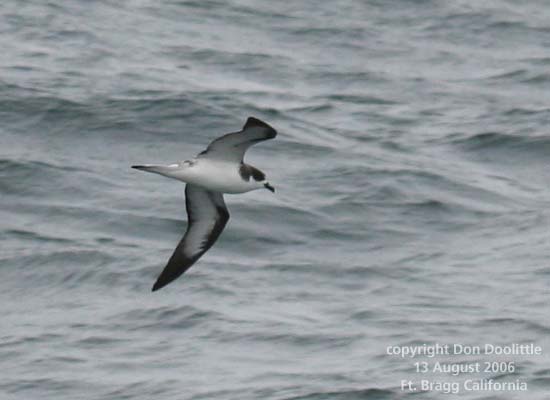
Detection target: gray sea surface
<box><xmin>2</xmin><ymin>1</ymin><xmax>550</xmax><ymax>399</ymax></box>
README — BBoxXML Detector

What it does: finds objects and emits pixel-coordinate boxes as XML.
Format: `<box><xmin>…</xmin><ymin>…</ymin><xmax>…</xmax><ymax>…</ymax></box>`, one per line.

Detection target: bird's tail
<box><xmin>131</xmin><ymin>164</ymin><xmax>180</xmax><ymax>177</ymax></box>
<box><xmin>132</xmin><ymin>164</ymin><xmax>162</xmax><ymax>172</ymax></box>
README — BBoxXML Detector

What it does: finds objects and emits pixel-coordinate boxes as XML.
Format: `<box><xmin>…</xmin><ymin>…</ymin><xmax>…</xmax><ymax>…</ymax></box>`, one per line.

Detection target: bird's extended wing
<box><xmin>197</xmin><ymin>117</ymin><xmax>277</xmax><ymax>163</ymax></box>
<box><xmin>152</xmin><ymin>184</ymin><xmax>229</xmax><ymax>291</ymax></box>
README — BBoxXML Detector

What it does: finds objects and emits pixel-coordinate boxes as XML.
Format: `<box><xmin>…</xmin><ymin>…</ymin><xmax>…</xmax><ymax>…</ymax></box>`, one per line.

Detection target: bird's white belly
<box><xmin>176</xmin><ymin>161</ymin><xmax>256</xmax><ymax>194</ymax></box>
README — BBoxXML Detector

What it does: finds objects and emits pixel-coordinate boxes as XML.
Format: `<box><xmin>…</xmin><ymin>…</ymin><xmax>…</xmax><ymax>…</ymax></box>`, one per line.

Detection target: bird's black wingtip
<box><xmin>151</xmin><ymin>273</ymin><xmax>177</xmax><ymax>292</ymax></box>
<box><xmin>243</xmin><ymin>117</ymin><xmax>277</xmax><ymax>138</ymax></box>
<box><xmin>151</xmin><ymin>280</ymin><xmax>164</xmax><ymax>292</ymax></box>
<box><xmin>132</xmin><ymin>165</ymin><xmax>145</xmax><ymax>170</ymax></box>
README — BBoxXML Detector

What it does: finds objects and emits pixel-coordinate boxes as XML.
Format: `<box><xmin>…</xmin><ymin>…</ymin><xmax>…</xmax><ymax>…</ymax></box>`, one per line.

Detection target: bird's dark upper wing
<box><xmin>151</xmin><ymin>184</ymin><xmax>229</xmax><ymax>291</ymax></box>
<box><xmin>197</xmin><ymin>117</ymin><xmax>277</xmax><ymax>163</ymax></box>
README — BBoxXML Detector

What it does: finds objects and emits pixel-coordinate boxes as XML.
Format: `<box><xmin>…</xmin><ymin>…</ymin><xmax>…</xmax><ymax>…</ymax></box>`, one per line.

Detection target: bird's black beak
<box><xmin>264</xmin><ymin>182</ymin><xmax>275</xmax><ymax>193</ymax></box>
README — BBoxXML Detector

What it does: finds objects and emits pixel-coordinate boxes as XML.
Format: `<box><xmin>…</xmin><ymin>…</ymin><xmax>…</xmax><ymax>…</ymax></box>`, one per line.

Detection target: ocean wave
<box><xmin>282</xmin><ymin>388</ymin><xmax>397</xmax><ymax>400</ymax></box>
<box><xmin>454</xmin><ymin>132</ymin><xmax>550</xmax><ymax>155</ymax></box>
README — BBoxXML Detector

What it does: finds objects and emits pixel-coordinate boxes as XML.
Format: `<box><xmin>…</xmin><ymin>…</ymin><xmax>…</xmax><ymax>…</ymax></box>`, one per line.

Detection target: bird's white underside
<box><xmin>142</xmin><ymin>159</ymin><xmax>265</xmax><ymax>194</ymax></box>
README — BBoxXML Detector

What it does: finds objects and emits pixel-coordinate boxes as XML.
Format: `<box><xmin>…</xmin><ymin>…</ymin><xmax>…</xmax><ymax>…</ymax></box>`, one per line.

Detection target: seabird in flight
<box><xmin>132</xmin><ymin>117</ymin><xmax>277</xmax><ymax>291</ymax></box>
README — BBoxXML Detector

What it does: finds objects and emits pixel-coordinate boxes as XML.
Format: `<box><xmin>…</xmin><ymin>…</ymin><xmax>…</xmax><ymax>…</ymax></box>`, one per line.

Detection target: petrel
<box><xmin>132</xmin><ymin>117</ymin><xmax>277</xmax><ymax>291</ymax></box>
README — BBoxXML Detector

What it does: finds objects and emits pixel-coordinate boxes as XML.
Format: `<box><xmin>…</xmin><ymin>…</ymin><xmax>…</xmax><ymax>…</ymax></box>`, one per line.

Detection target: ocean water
<box><xmin>2</xmin><ymin>1</ymin><xmax>550</xmax><ymax>399</ymax></box>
